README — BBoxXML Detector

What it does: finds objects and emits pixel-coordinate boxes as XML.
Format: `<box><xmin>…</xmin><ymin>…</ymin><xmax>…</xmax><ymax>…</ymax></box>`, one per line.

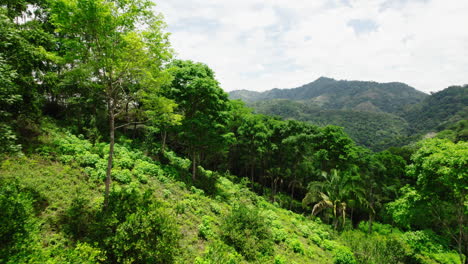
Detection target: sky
<box><xmin>155</xmin><ymin>0</ymin><xmax>468</xmax><ymax>93</ymax></box>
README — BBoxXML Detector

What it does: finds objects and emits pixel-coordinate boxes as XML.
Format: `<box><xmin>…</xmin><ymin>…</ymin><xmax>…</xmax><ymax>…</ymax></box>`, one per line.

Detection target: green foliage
<box><xmin>110</xmin><ymin>204</ymin><xmax>179</xmax><ymax>263</ymax></box>
<box><xmin>112</xmin><ymin>168</ymin><xmax>132</xmax><ymax>184</ymax></box>
<box><xmin>288</xmin><ymin>238</ymin><xmax>305</xmax><ymax>254</ymax></box>
<box><xmin>333</xmin><ymin>245</ymin><xmax>357</xmax><ymax>264</ymax></box>
<box><xmin>0</xmin><ymin>181</ymin><xmax>35</xmax><ymax>260</ymax></box>
<box><xmin>194</xmin><ymin>241</ymin><xmax>243</xmax><ymax>264</ymax></box>
<box><xmin>164</xmin><ymin>59</ymin><xmax>232</xmax><ymax>179</ymax></box>
<box><xmin>386</xmin><ymin>185</ymin><xmax>426</xmax><ymax>229</ymax></box>
<box><xmin>92</xmin><ymin>187</ymin><xmax>180</xmax><ymax>264</ymax></box>
<box><xmin>340</xmin><ymin>230</ymin><xmax>411</xmax><ymax>264</ymax></box>
<box><xmin>405</xmin><ymin>85</ymin><xmax>468</xmax><ymax>132</ymax></box>
<box><xmin>221</xmin><ymin>203</ymin><xmax>273</xmax><ymax>260</ymax></box>
<box><xmin>198</xmin><ymin>215</ymin><xmax>215</xmax><ymax>240</ymax></box>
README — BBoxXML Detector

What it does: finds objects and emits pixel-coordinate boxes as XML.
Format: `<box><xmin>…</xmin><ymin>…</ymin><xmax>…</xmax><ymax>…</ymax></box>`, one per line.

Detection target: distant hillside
<box><xmin>404</xmin><ymin>85</ymin><xmax>468</xmax><ymax>133</ymax></box>
<box><xmin>230</xmin><ymin>78</ymin><xmax>467</xmax><ymax>150</ymax></box>
<box><xmin>250</xmin><ymin>99</ymin><xmax>411</xmax><ymax>150</ymax></box>
<box><xmin>230</xmin><ymin>77</ymin><xmax>428</xmax><ymax>114</ymax></box>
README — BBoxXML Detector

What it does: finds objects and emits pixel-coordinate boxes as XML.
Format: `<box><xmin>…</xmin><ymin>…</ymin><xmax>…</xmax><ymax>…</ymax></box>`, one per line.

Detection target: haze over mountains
<box><xmin>229</xmin><ymin>77</ymin><xmax>467</xmax><ymax>150</ymax></box>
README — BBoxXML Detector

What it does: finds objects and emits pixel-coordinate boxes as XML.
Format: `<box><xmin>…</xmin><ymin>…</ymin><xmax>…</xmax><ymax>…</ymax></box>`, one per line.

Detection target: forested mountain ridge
<box><xmin>403</xmin><ymin>85</ymin><xmax>468</xmax><ymax>133</ymax></box>
<box><xmin>230</xmin><ymin>78</ymin><xmax>467</xmax><ymax>150</ymax></box>
<box><xmin>229</xmin><ymin>77</ymin><xmax>428</xmax><ymax>114</ymax></box>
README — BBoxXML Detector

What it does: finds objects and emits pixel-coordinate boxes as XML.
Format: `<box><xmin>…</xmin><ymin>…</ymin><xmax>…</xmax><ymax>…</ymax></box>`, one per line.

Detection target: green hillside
<box><xmin>1</xmin><ymin>122</ymin><xmax>463</xmax><ymax>264</ymax></box>
<box><xmin>1</xmin><ymin>0</ymin><xmax>467</xmax><ymax>264</ymax></box>
<box><xmin>0</xmin><ymin>125</ymin><xmax>337</xmax><ymax>263</ymax></box>
<box><xmin>404</xmin><ymin>85</ymin><xmax>468</xmax><ymax>133</ymax></box>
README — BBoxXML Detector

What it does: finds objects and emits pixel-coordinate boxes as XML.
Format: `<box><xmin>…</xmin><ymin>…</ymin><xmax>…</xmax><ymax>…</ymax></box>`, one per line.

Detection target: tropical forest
<box><xmin>0</xmin><ymin>0</ymin><xmax>467</xmax><ymax>264</ymax></box>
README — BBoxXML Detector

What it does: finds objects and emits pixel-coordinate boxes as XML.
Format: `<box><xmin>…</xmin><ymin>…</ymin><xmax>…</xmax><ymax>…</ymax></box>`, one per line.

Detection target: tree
<box><xmin>50</xmin><ymin>0</ymin><xmax>172</xmax><ymax>206</ymax></box>
<box><xmin>236</xmin><ymin>114</ymin><xmax>269</xmax><ymax>189</ymax></box>
<box><xmin>408</xmin><ymin>139</ymin><xmax>468</xmax><ymax>264</ymax></box>
<box><xmin>0</xmin><ymin>1</ymin><xmax>56</xmax><ymax>150</ymax></box>
<box><xmin>303</xmin><ymin>169</ymin><xmax>363</xmax><ymax>229</ymax></box>
<box><xmin>164</xmin><ymin>60</ymin><xmax>231</xmax><ymax>180</ymax></box>
<box><xmin>311</xmin><ymin>126</ymin><xmax>357</xmax><ymax>173</ymax></box>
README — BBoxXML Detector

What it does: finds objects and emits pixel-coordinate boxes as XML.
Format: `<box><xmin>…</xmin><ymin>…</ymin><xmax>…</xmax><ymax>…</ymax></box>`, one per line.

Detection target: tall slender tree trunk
<box><xmin>457</xmin><ymin>202</ymin><xmax>467</xmax><ymax>264</ymax></box>
<box><xmin>250</xmin><ymin>163</ymin><xmax>255</xmax><ymax>190</ymax></box>
<box><xmin>192</xmin><ymin>151</ymin><xmax>197</xmax><ymax>181</ymax></box>
<box><xmin>104</xmin><ymin>101</ymin><xmax>115</xmax><ymax>208</ymax></box>
<box><xmin>161</xmin><ymin>129</ymin><xmax>167</xmax><ymax>156</ymax></box>
<box><xmin>368</xmin><ymin>189</ymin><xmax>374</xmax><ymax>233</ymax></box>
<box><xmin>289</xmin><ymin>171</ymin><xmax>297</xmax><ymax>210</ymax></box>
<box><xmin>290</xmin><ymin>182</ymin><xmax>295</xmax><ymax>210</ymax></box>
<box><xmin>124</xmin><ymin>102</ymin><xmax>129</xmax><ymax>134</ymax></box>
<box><xmin>368</xmin><ymin>212</ymin><xmax>374</xmax><ymax>233</ymax></box>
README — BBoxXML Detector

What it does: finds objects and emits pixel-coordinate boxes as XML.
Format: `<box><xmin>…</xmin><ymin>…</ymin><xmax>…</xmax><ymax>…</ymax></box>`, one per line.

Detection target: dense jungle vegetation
<box><xmin>0</xmin><ymin>0</ymin><xmax>467</xmax><ymax>263</ymax></box>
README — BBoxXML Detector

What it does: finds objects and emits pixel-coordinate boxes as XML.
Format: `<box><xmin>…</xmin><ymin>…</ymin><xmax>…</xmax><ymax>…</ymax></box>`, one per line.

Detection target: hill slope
<box><xmin>404</xmin><ymin>85</ymin><xmax>468</xmax><ymax>133</ymax></box>
<box><xmin>0</xmin><ymin>126</ymin><xmax>338</xmax><ymax>263</ymax></box>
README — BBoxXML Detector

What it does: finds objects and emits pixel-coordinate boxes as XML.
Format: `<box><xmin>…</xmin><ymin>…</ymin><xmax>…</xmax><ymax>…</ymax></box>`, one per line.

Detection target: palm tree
<box><xmin>303</xmin><ymin>169</ymin><xmax>364</xmax><ymax>229</ymax></box>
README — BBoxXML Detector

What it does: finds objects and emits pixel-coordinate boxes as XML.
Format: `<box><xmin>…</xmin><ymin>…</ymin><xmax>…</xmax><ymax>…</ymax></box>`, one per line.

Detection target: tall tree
<box><xmin>0</xmin><ymin>0</ymin><xmax>56</xmax><ymax>150</ymax></box>
<box><xmin>236</xmin><ymin>114</ymin><xmax>269</xmax><ymax>188</ymax></box>
<box><xmin>409</xmin><ymin>139</ymin><xmax>468</xmax><ymax>264</ymax></box>
<box><xmin>50</xmin><ymin>0</ymin><xmax>172</xmax><ymax>206</ymax></box>
<box><xmin>164</xmin><ymin>60</ymin><xmax>231</xmax><ymax>180</ymax></box>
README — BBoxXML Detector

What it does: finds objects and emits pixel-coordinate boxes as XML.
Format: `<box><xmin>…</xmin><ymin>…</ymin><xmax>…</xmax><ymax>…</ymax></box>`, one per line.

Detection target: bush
<box><xmin>333</xmin><ymin>246</ymin><xmax>357</xmax><ymax>264</ymax></box>
<box><xmin>221</xmin><ymin>203</ymin><xmax>273</xmax><ymax>260</ymax></box>
<box><xmin>115</xmin><ymin>156</ymin><xmax>134</xmax><ymax>170</ymax></box>
<box><xmin>340</xmin><ymin>230</ymin><xmax>413</xmax><ymax>264</ymax></box>
<box><xmin>0</xmin><ymin>181</ymin><xmax>35</xmax><ymax>260</ymax></box>
<box><xmin>194</xmin><ymin>240</ymin><xmax>242</xmax><ymax>264</ymax></box>
<box><xmin>133</xmin><ymin>160</ymin><xmax>163</xmax><ymax>177</ymax></box>
<box><xmin>198</xmin><ymin>216</ymin><xmax>215</xmax><ymax>240</ymax></box>
<box><xmin>288</xmin><ymin>238</ymin><xmax>305</xmax><ymax>254</ymax></box>
<box><xmin>78</xmin><ymin>152</ymin><xmax>100</xmax><ymax>167</ymax></box>
<box><xmin>272</xmin><ymin>227</ymin><xmax>288</xmax><ymax>243</ymax></box>
<box><xmin>111</xmin><ymin>206</ymin><xmax>179</xmax><ymax>264</ymax></box>
<box><xmin>112</xmin><ymin>169</ymin><xmax>132</xmax><ymax>184</ymax></box>
<box><xmin>274</xmin><ymin>255</ymin><xmax>287</xmax><ymax>264</ymax></box>
<box><xmin>95</xmin><ymin>188</ymin><xmax>180</xmax><ymax>264</ymax></box>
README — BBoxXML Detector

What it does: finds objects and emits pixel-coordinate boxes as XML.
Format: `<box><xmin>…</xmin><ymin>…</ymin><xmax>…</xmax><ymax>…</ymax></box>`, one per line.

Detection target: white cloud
<box><xmin>155</xmin><ymin>0</ymin><xmax>468</xmax><ymax>93</ymax></box>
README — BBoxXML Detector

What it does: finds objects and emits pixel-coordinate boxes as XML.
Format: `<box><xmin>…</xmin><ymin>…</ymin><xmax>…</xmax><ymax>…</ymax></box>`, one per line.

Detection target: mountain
<box><xmin>230</xmin><ymin>77</ymin><xmax>428</xmax><ymax>114</ymax></box>
<box><xmin>229</xmin><ymin>78</ymin><xmax>467</xmax><ymax>150</ymax></box>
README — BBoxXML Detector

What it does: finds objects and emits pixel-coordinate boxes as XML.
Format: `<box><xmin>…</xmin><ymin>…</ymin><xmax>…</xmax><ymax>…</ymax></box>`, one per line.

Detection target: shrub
<box><xmin>288</xmin><ymin>238</ymin><xmax>305</xmax><ymax>254</ymax></box>
<box><xmin>112</xmin><ymin>169</ymin><xmax>132</xmax><ymax>184</ymax></box>
<box><xmin>132</xmin><ymin>160</ymin><xmax>164</xmax><ymax>177</ymax></box>
<box><xmin>274</xmin><ymin>255</ymin><xmax>287</xmax><ymax>264</ymax></box>
<box><xmin>96</xmin><ymin>188</ymin><xmax>180</xmax><ymax>264</ymax></box>
<box><xmin>333</xmin><ymin>246</ymin><xmax>357</xmax><ymax>264</ymax></box>
<box><xmin>78</xmin><ymin>152</ymin><xmax>100</xmax><ymax>167</ymax></box>
<box><xmin>221</xmin><ymin>203</ymin><xmax>273</xmax><ymax>260</ymax></box>
<box><xmin>194</xmin><ymin>240</ymin><xmax>242</xmax><ymax>264</ymax></box>
<box><xmin>272</xmin><ymin>227</ymin><xmax>288</xmax><ymax>243</ymax></box>
<box><xmin>115</xmin><ymin>156</ymin><xmax>134</xmax><ymax>170</ymax></box>
<box><xmin>0</xmin><ymin>181</ymin><xmax>35</xmax><ymax>259</ymax></box>
<box><xmin>198</xmin><ymin>216</ymin><xmax>215</xmax><ymax>240</ymax></box>
<box><xmin>340</xmin><ymin>230</ymin><xmax>412</xmax><ymax>264</ymax></box>
<box><xmin>209</xmin><ymin>202</ymin><xmax>221</xmax><ymax>215</ymax></box>
<box><xmin>111</xmin><ymin>206</ymin><xmax>180</xmax><ymax>264</ymax></box>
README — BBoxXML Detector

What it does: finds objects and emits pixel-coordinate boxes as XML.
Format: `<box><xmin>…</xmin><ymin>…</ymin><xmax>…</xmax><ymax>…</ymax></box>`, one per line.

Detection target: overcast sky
<box><xmin>156</xmin><ymin>0</ymin><xmax>468</xmax><ymax>93</ymax></box>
